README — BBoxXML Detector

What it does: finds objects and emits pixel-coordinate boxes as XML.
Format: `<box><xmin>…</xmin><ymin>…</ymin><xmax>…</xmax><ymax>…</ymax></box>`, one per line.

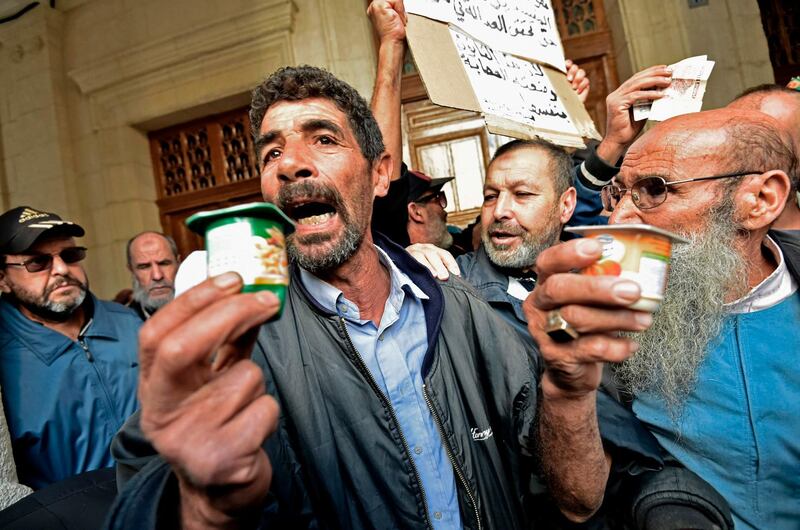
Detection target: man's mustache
<box><xmin>275</xmin><ymin>181</ymin><xmax>345</xmax><ymax>212</ymax></box>
<box><xmin>46</xmin><ymin>277</ymin><xmax>85</xmax><ymax>295</ymax></box>
<box><xmin>148</xmin><ymin>279</ymin><xmax>174</xmax><ymax>292</ymax></box>
<box><xmin>487</xmin><ymin>221</ymin><xmax>525</xmax><ymax>237</ymax></box>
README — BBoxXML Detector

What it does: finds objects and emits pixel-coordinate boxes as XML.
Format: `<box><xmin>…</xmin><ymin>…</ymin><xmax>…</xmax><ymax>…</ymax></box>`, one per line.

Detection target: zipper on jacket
<box><xmin>337</xmin><ymin>317</ymin><xmax>434</xmax><ymax>530</ymax></box>
<box><xmin>423</xmin><ymin>384</ymin><xmax>482</xmax><ymax>530</ymax></box>
<box><xmin>78</xmin><ymin>338</ymin><xmax>94</xmax><ymax>362</ymax></box>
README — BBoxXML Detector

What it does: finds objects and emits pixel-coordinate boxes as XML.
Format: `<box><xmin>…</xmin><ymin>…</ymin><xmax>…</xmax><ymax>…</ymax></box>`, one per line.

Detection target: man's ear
<box><xmin>735</xmin><ymin>170</ymin><xmax>792</xmax><ymax>230</ymax></box>
<box><xmin>0</xmin><ymin>269</ymin><xmax>11</xmax><ymax>294</ymax></box>
<box><xmin>558</xmin><ymin>187</ymin><xmax>578</xmax><ymax>224</ymax></box>
<box><xmin>407</xmin><ymin>202</ymin><xmax>425</xmax><ymax>223</ymax></box>
<box><xmin>372</xmin><ymin>152</ymin><xmax>392</xmax><ymax>199</ymax></box>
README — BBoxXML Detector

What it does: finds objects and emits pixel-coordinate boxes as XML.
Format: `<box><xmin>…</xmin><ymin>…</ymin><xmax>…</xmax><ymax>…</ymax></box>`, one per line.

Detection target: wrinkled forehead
<box><xmin>132</xmin><ymin>236</ymin><xmax>173</xmax><ymax>259</ymax></box>
<box><xmin>486</xmin><ymin>148</ymin><xmax>556</xmax><ymax>190</ymax></box>
<box><xmin>259</xmin><ymin>97</ymin><xmax>348</xmax><ymax>133</ymax></box>
<box><xmin>619</xmin><ymin>126</ymin><xmax>730</xmax><ymax>184</ymax></box>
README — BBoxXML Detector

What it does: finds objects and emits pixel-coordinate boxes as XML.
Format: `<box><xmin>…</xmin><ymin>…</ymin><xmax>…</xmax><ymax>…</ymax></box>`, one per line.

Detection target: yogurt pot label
<box><xmin>206</xmin><ymin>220</ymin><xmax>289</xmax><ymax>287</ymax></box>
<box><xmin>565</xmin><ymin>224</ymin><xmax>688</xmax><ymax>312</ymax></box>
<box><xmin>186</xmin><ymin>202</ymin><xmax>295</xmax><ymax>318</ymax></box>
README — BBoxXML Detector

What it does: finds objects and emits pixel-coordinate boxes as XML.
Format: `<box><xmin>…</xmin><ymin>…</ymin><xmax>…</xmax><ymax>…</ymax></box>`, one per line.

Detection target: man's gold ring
<box><xmin>544</xmin><ymin>309</ymin><xmax>580</xmax><ymax>343</ymax></box>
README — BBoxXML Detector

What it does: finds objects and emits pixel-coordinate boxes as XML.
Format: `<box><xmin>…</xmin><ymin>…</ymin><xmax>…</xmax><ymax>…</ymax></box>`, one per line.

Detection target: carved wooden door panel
<box><xmin>148</xmin><ymin>107</ymin><xmax>262</xmax><ymax>258</ymax></box>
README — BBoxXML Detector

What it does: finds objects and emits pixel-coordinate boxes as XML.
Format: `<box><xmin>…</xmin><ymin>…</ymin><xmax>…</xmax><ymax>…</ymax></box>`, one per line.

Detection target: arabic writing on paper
<box><xmin>451</xmin><ymin>28</ymin><xmax>577</xmax><ymax>135</ymax></box>
<box><xmin>406</xmin><ymin>0</ymin><xmax>566</xmax><ymax>71</ymax></box>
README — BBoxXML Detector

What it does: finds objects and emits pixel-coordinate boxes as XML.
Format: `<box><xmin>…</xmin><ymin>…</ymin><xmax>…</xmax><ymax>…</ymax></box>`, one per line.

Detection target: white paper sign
<box><xmin>405</xmin><ymin>0</ymin><xmax>566</xmax><ymax>71</ymax></box>
<box><xmin>452</xmin><ymin>28</ymin><xmax>578</xmax><ymax>136</ymax></box>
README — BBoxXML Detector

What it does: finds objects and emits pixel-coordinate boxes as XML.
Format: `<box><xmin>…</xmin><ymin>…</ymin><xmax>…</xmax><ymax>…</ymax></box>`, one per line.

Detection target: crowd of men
<box><xmin>0</xmin><ymin>0</ymin><xmax>797</xmax><ymax>528</ymax></box>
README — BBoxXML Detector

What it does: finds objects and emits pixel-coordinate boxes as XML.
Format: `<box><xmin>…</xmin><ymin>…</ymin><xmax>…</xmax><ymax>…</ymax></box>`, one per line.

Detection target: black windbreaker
<box><xmin>105</xmin><ymin>235</ymin><xmax>664</xmax><ymax>530</ymax></box>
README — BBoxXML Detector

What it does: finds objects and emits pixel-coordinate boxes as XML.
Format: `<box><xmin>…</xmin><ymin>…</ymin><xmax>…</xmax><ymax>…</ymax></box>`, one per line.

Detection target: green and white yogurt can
<box><xmin>186</xmin><ymin>202</ymin><xmax>295</xmax><ymax>316</ymax></box>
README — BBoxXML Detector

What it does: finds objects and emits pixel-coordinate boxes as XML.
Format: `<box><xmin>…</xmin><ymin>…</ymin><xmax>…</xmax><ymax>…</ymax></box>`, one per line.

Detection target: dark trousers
<box><xmin>0</xmin><ymin>467</ymin><xmax>117</xmax><ymax>529</ymax></box>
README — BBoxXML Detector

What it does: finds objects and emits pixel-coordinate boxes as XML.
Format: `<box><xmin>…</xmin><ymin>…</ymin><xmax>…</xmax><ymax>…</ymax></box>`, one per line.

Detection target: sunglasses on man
<box><xmin>3</xmin><ymin>247</ymin><xmax>88</xmax><ymax>273</ymax></box>
<box><xmin>415</xmin><ymin>190</ymin><xmax>448</xmax><ymax>209</ymax></box>
<box><xmin>601</xmin><ymin>170</ymin><xmax>763</xmax><ymax>211</ymax></box>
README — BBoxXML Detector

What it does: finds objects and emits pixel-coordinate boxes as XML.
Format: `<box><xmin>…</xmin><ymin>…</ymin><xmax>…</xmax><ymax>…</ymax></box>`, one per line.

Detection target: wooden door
<box><xmin>148</xmin><ymin>107</ymin><xmax>262</xmax><ymax>258</ymax></box>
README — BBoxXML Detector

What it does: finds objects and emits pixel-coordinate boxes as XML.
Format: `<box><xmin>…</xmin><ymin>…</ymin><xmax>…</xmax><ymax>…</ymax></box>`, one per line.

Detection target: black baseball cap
<box><xmin>0</xmin><ymin>206</ymin><xmax>85</xmax><ymax>255</ymax></box>
<box><xmin>407</xmin><ymin>169</ymin><xmax>454</xmax><ymax>203</ymax></box>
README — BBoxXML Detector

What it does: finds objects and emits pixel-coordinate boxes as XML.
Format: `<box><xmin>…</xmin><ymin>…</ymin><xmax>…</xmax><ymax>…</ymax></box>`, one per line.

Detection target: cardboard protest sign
<box><xmin>406</xmin><ymin>14</ymin><xmax>601</xmax><ymax>148</ymax></box>
<box><xmin>405</xmin><ymin>0</ymin><xmax>566</xmax><ymax>72</ymax></box>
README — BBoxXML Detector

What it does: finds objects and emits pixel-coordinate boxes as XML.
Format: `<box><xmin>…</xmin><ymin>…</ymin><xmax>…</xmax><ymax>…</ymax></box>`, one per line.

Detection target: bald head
<box><xmin>729</xmin><ymin>86</ymin><xmax>800</xmax><ymax>152</ymax></box>
<box><xmin>626</xmin><ymin>108</ymin><xmax>797</xmax><ymax>186</ymax></box>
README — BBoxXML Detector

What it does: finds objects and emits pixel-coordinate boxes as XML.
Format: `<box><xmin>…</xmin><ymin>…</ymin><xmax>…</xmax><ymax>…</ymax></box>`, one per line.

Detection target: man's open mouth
<box><xmin>490</xmin><ymin>230</ymin><xmax>519</xmax><ymax>239</ymax></box>
<box><xmin>284</xmin><ymin>200</ymin><xmax>338</xmax><ymax>226</ymax></box>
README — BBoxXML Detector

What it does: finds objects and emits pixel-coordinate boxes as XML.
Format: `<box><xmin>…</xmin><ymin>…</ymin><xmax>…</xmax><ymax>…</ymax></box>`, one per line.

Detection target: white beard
<box><xmin>615</xmin><ymin>198</ymin><xmax>749</xmax><ymax>413</ymax></box>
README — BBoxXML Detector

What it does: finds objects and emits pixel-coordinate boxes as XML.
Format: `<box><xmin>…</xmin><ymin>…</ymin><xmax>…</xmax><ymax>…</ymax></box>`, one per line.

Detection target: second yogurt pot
<box><xmin>564</xmin><ymin>224</ymin><xmax>689</xmax><ymax>312</ymax></box>
<box><xmin>186</xmin><ymin>202</ymin><xmax>295</xmax><ymax>316</ymax></box>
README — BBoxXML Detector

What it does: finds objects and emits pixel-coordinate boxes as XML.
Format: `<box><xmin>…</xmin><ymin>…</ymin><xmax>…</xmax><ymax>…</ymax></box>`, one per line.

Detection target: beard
<box><xmin>427</xmin><ymin>209</ymin><xmax>453</xmax><ymax>249</ymax></box>
<box><xmin>131</xmin><ymin>276</ymin><xmax>174</xmax><ymax>313</ymax></box>
<box><xmin>276</xmin><ymin>180</ymin><xmax>367</xmax><ymax>274</ymax></box>
<box><xmin>615</xmin><ymin>197</ymin><xmax>749</xmax><ymax>413</ymax></box>
<box><xmin>8</xmin><ymin>274</ymin><xmax>88</xmax><ymax>322</ymax></box>
<box><xmin>481</xmin><ymin>205</ymin><xmax>562</xmax><ymax>271</ymax></box>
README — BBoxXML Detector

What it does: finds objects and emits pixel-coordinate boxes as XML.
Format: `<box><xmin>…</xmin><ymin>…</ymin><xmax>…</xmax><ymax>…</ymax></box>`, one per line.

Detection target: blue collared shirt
<box><xmin>299</xmin><ymin>247</ymin><xmax>462</xmax><ymax>528</ymax></box>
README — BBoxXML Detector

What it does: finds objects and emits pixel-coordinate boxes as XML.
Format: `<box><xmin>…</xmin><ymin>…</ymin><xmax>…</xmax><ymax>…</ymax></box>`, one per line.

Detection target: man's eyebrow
<box><xmin>254</xmin><ymin>131</ymin><xmax>279</xmax><ymax>157</ymax></box>
<box><xmin>254</xmin><ymin>119</ymin><xmax>345</xmax><ymax>156</ymax></box>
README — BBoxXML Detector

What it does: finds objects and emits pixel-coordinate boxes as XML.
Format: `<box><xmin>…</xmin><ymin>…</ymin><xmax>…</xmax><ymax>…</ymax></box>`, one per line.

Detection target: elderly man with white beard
<box><xmin>526</xmin><ymin>108</ymin><xmax>800</xmax><ymax>530</ymax></box>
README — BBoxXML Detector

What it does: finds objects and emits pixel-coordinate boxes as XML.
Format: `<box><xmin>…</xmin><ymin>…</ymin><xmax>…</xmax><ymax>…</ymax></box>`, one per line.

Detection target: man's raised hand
<box><xmin>138</xmin><ymin>272</ymin><xmax>281</xmax><ymax>528</ymax></box>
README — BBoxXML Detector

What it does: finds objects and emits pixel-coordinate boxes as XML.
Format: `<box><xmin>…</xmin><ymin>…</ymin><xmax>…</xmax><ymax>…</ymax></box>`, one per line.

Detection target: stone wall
<box><xmin>605</xmin><ymin>0</ymin><xmax>774</xmax><ymax>110</ymax></box>
<box><xmin>0</xmin><ymin>0</ymin><xmax>377</xmax><ymax>297</ymax></box>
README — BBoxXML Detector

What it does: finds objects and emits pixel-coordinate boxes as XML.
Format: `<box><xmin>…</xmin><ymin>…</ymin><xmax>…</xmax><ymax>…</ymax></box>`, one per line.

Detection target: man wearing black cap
<box><xmin>405</xmin><ymin>169</ymin><xmax>462</xmax><ymax>249</ymax></box>
<box><xmin>0</xmin><ymin>206</ymin><xmax>140</xmax><ymax>490</ymax></box>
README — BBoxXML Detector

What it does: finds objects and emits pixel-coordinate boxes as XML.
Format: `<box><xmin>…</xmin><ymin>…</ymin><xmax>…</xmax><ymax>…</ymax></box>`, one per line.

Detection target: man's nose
<box><xmin>493</xmin><ymin>193</ymin><xmax>514</xmax><ymax>220</ymax></box>
<box><xmin>151</xmin><ymin>263</ymin><xmax>164</xmax><ymax>281</ymax></box>
<box><xmin>608</xmin><ymin>194</ymin><xmax>643</xmax><ymax>224</ymax></box>
<box><xmin>277</xmin><ymin>140</ymin><xmax>315</xmax><ymax>182</ymax></box>
<box><xmin>50</xmin><ymin>254</ymin><xmax>70</xmax><ymax>275</ymax></box>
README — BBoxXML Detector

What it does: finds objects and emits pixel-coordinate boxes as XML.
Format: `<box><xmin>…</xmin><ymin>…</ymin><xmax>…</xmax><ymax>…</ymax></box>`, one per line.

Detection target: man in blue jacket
<box><xmin>0</xmin><ymin>206</ymin><xmax>140</xmax><ymax>489</ymax></box>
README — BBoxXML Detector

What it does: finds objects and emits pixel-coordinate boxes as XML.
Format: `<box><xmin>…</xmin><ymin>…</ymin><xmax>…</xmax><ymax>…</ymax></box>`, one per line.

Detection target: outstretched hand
<box><xmin>524</xmin><ymin>239</ymin><xmax>653</xmax><ymax>398</ymax></box>
<box><xmin>138</xmin><ymin>272</ymin><xmax>281</xmax><ymax>526</ymax></box>
<box><xmin>597</xmin><ymin>65</ymin><xmax>672</xmax><ymax>164</ymax></box>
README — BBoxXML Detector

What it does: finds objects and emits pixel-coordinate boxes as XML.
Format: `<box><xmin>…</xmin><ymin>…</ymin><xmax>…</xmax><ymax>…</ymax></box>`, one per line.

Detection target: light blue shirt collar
<box><xmin>298</xmin><ymin>246</ymin><xmax>428</xmax><ymax>321</ymax></box>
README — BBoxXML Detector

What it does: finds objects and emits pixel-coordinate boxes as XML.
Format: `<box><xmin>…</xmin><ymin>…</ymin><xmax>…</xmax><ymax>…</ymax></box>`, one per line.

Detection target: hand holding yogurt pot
<box><xmin>524</xmin><ymin>225</ymin><xmax>686</xmax><ymax>368</ymax></box>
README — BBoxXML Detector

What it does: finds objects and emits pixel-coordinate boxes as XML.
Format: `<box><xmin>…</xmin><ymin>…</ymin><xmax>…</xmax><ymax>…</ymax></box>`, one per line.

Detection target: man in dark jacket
<box><xmin>529</xmin><ymin>108</ymin><xmax>800</xmax><ymax>529</ymax></box>
<box><xmin>104</xmin><ymin>65</ymin><xmax>667</xmax><ymax>530</ymax></box>
<box><xmin>0</xmin><ymin>206</ymin><xmax>140</xmax><ymax>489</ymax></box>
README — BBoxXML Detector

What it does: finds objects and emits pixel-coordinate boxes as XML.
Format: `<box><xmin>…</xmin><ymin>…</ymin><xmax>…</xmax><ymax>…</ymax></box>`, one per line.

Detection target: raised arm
<box><xmin>524</xmin><ymin>238</ymin><xmax>652</xmax><ymax>521</ymax></box>
<box><xmin>367</xmin><ymin>0</ymin><xmax>407</xmax><ymax>182</ymax></box>
<box><xmin>596</xmin><ymin>65</ymin><xmax>672</xmax><ymax>165</ymax></box>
